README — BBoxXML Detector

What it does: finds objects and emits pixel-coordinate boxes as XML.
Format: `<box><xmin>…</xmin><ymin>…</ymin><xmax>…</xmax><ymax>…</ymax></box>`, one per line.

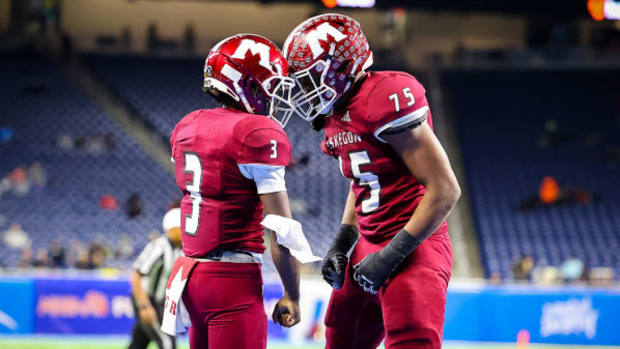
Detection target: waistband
<box><xmin>194</xmin><ymin>249</ymin><xmax>262</xmax><ymax>264</ymax></box>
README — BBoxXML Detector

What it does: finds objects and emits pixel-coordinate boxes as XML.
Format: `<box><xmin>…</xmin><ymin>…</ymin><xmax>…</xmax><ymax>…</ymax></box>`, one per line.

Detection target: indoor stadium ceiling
<box><xmin>141</xmin><ymin>0</ymin><xmax>591</xmax><ymax>18</ymax></box>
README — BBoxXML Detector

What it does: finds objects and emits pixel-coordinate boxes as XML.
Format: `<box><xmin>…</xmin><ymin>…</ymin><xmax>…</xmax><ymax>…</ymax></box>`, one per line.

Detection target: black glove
<box><xmin>321</xmin><ymin>224</ymin><xmax>359</xmax><ymax>289</ymax></box>
<box><xmin>353</xmin><ymin>229</ymin><xmax>421</xmax><ymax>294</ymax></box>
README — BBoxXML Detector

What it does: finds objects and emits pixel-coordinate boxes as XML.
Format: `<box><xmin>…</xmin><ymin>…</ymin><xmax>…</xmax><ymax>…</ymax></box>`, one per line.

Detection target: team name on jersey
<box><xmin>325</xmin><ymin>131</ymin><xmax>362</xmax><ymax>151</ymax></box>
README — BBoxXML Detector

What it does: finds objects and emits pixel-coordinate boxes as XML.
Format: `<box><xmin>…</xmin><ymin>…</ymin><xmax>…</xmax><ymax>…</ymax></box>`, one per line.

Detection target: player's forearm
<box><xmin>402</xmin><ymin>183</ymin><xmax>460</xmax><ymax>241</ymax></box>
<box><xmin>272</xmin><ymin>248</ymin><xmax>301</xmax><ymax>301</ymax></box>
<box><xmin>340</xmin><ymin>183</ymin><xmax>359</xmax><ymax>228</ymax></box>
<box><xmin>130</xmin><ymin>271</ymin><xmax>151</xmax><ymax>306</ymax></box>
<box><xmin>270</xmin><ymin>233</ymin><xmax>300</xmax><ymax>301</ymax></box>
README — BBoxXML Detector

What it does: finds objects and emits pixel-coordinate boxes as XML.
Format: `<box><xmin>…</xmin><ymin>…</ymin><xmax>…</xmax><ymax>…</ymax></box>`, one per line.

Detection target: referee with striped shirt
<box><xmin>129</xmin><ymin>208</ymin><xmax>183</xmax><ymax>349</ymax></box>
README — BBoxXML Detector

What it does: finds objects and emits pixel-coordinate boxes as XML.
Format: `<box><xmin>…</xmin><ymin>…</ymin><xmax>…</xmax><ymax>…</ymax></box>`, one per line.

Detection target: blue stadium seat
<box><xmin>442</xmin><ymin>69</ymin><xmax>620</xmax><ymax>278</ymax></box>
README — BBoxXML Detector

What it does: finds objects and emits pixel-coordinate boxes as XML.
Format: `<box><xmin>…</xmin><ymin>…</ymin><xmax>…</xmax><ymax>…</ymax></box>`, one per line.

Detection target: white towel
<box><xmin>161</xmin><ymin>257</ymin><xmax>197</xmax><ymax>336</ymax></box>
<box><xmin>261</xmin><ymin>214</ymin><xmax>322</xmax><ymax>264</ymax></box>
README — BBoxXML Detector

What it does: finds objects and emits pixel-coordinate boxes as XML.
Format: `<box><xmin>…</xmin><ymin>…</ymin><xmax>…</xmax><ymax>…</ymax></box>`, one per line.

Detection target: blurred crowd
<box><xmin>99</xmin><ymin>192</ymin><xmax>144</xmax><ymax>219</ymax></box>
<box><xmin>57</xmin><ymin>132</ymin><xmax>117</xmax><ymax>154</ymax></box>
<box><xmin>1</xmin><ymin>222</ymin><xmax>164</xmax><ymax>270</ymax></box>
<box><xmin>0</xmin><ymin>162</ymin><xmax>47</xmax><ymax>198</ymax></box>
<box><xmin>493</xmin><ymin>254</ymin><xmax>616</xmax><ymax>287</ymax></box>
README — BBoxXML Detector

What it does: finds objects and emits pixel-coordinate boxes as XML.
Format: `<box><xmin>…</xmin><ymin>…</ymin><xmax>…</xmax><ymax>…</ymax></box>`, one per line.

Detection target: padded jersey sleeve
<box><xmin>170</xmin><ymin>110</ymin><xmax>202</xmax><ymax>164</ymax></box>
<box><xmin>238</xmin><ymin>125</ymin><xmax>291</xmax><ymax>167</ymax></box>
<box><xmin>236</xmin><ymin>119</ymin><xmax>292</xmax><ymax>194</ymax></box>
<box><xmin>366</xmin><ymin>72</ymin><xmax>430</xmax><ymax>143</ymax></box>
<box><xmin>170</xmin><ymin>125</ymin><xmax>177</xmax><ymax>164</ymax></box>
<box><xmin>170</xmin><ymin>121</ymin><xmax>177</xmax><ymax>163</ymax></box>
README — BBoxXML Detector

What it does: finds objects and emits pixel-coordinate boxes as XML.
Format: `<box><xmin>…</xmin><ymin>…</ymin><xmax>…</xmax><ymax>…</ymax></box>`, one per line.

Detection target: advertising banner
<box><xmin>2</xmin><ymin>273</ymin><xmax>615</xmax><ymax>345</ymax></box>
<box><xmin>444</xmin><ymin>285</ymin><xmax>620</xmax><ymax>346</ymax></box>
<box><xmin>34</xmin><ymin>276</ymin><xmax>135</xmax><ymax>334</ymax></box>
<box><xmin>0</xmin><ymin>278</ymin><xmax>35</xmax><ymax>334</ymax></box>
<box><xmin>265</xmin><ymin>279</ymin><xmax>620</xmax><ymax>346</ymax></box>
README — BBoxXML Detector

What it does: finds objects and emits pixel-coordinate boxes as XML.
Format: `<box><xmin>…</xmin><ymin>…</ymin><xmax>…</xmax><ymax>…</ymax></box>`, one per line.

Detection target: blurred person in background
<box><xmin>29</xmin><ymin>162</ymin><xmax>47</xmax><ymax>188</ymax></box>
<box><xmin>88</xmin><ymin>243</ymin><xmax>106</xmax><ymax>269</ymax></box>
<box><xmin>9</xmin><ymin>165</ymin><xmax>30</xmax><ymax>196</ymax></box>
<box><xmin>99</xmin><ymin>194</ymin><xmax>119</xmax><ymax>211</ymax></box>
<box><xmin>560</xmin><ymin>256</ymin><xmax>586</xmax><ymax>284</ymax></box>
<box><xmin>1</xmin><ymin>163</ymin><xmax>46</xmax><ymax>198</ymax></box>
<box><xmin>74</xmin><ymin>248</ymin><xmax>91</xmax><ymax>269</ymax></box>
<box><xmin>512</xmin><ymin>255</ymin><xmax>535</xmax><ymax>281</ymax></box>
<box><xmin>532</xmin><ymin>263</ymin><xmax>561</xmax><ymax>286</ymax></box>
<box><xmin>33</xmin><ymin>248</ymin><xmax>50</xmax><ymax>268</ymax></box>
<box><xmin>127</xmin><ymin>193</ymin><xmax>144</xmax><ymax>218</ymax></box>
<box><xmin>129</xmin><ymin>208</ymin><xmax>183</xmax><ymax>349</ymax></box>
<box><xmin>67</xmin><ymin>240</ymin><xmax>87</xmax><ymax>269</ymax></box>
<box><xmin>0</xmin><ymin>166</ymin><xmax>31</xmax><ymax>197</ymax></box>
<box><xmin>18</xmin><ymin>247</ymin><xmax>33</xmax><ymax>268</ymax></box>
<box><xmin>161</xmin><ymin>34</ymin><xmax>319</xmax><ymax>349</ymax></box>
<box><xmin>284</xmin><ymin>14</ymin><xmax>460</xmax><ymax>349</ymax></box>
<box><xmin>57</xmin><ymin>133</ymin><xmax>74</xmax><ymax>150</ymax></box>
<box><xmin>49</xmin><ymin>239</ymin><xmax>65</xmax><ymax>268</ymax></box>
<box><xmin>116</xmin><ymin>234</ymin><xmax>136</xmax><ymax>260</ymax></box>
<box><xmin>519</xmin><ymin>176</ymin><xmax>597</xmax><ymax>211</ymax></box>
<box><xmin>2</xmin><ymin>223</ymin><xmax>31</xmax><ymax>249</ymax></box>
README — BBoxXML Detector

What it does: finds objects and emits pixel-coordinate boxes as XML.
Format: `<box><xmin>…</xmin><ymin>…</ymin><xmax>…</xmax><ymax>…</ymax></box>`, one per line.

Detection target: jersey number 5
<box><xmin>184</xmin><ymin>152</ymin><xmax>202</xmax><ymax>236</ymax></box>
<box><xmin>340</xmin><ymin>151</ymin><xmax>381</xmax><ymax>214</ymax></box>
<box><xmin>388</xmin><ymin>87</ymin><xmax>415</xmax><ymax>112</ymax></box>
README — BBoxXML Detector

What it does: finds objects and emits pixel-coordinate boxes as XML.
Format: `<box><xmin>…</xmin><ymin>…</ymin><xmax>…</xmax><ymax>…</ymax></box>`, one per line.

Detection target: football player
<box><xmin>283</xmin><ymin>14</ymin><xmax>461</xmax><ymax>349</ymax></box>
<box><xmin>167</xmin><ymin>34</ymin><xmax>304</xmax><ymax>349</ymax></box>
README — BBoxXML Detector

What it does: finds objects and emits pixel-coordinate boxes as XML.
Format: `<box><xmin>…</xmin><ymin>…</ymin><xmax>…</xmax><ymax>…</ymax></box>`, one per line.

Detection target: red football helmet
<box><xmin>283</xmin><ymin>13</ymin><xmax>373</xmax><ymax>121</ymax></box>
<box><xmin>203</xmin><ymin>34</ymin><xmax>295</xmax><ymax>127</ymax></box>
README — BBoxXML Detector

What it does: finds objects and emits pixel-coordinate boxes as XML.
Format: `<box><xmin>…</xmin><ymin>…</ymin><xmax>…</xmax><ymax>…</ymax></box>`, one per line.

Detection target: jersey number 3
<box><xmin>183</xmin><ymin>152</ymin><xmax>202</xmax><ymax>236</ymax></box>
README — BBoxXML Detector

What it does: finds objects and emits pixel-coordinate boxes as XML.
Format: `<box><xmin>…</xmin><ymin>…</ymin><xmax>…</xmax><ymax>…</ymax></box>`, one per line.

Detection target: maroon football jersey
<box><xmin>171</xmin><ymin>108</ymin><xmax>291</xmax><ymax>257</ymax></box>
<box><xmin>321</xmin><ymin>71</ymin><xmax>448</xmax><ymax>243</ymax></box>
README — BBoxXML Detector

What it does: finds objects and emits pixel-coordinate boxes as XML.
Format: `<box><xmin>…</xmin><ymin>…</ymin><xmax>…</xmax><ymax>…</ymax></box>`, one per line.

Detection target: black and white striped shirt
<box><xmin>133</xmin><ymin>236</ymin><xmax>184</xmax><ymax>306</ymax></box>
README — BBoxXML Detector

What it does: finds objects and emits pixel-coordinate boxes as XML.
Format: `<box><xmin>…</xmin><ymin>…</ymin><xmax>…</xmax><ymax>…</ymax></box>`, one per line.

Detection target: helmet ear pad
<box><xmin>204</xmin><ymin>87</ymin><xmax>244</xmax><ymax>112</ymax></box>
<box><xmin>237</xmin><ymin>75</ymin><xmax>270</xmax><ymax>115</ymax></box>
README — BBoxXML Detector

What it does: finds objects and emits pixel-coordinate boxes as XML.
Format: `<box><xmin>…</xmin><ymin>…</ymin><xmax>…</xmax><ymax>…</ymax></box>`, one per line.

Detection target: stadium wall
<box><xmin>59</xmin><ymin>0</ymin><xmax>526</xmax><ymax>66</ymax></box>
<box><xmin>0</xmin><ymin>0</ymin><xmax>10</xmax><ymax>33</ymax></box>
<box><xmin>1</xmin><ymin>275</ymin><xmax>619</xmax><ymax>346</ymax></box>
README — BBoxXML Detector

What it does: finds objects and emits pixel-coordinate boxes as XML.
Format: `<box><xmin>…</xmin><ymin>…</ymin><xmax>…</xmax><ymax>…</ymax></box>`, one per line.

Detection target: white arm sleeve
<box><xmin>238</xmin><ymin>163</ymin><xmax>287</xmax><ymax>194</ymax></box>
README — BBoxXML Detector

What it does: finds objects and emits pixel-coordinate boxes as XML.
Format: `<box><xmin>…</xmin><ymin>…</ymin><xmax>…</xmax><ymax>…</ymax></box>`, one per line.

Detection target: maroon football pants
<box><xmin>182</xmin><ymin>262</ymin><xmax>266</xmax><ymax>349</ymax></box>
<box><xmin>325</xmin><ymin>227</ymin><xmax>453</xmax><ymax>349</ymax></box>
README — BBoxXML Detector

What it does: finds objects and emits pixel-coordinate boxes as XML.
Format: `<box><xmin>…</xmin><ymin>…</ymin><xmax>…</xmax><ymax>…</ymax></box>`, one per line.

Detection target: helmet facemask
<box><xmin>290</xmin><ymin>59</ymin><xmax>338</xmax><ymax>122</ymax></box>
<box><xmin>263</xmin><ymin>75</ymin><xmax>296</xmax><ymax>128</ymax></box>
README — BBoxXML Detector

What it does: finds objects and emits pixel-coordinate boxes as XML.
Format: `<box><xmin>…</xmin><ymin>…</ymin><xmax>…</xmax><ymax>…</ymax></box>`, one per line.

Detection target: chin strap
<box><xmin>234</xmin><ymin>82</ymin><xmax>254</xmax><ymax>114</ymax></box>
<box><xmin>342</xmin><ymin>57</ymin><xmax>362</xmax><ymax>95</ymax></box>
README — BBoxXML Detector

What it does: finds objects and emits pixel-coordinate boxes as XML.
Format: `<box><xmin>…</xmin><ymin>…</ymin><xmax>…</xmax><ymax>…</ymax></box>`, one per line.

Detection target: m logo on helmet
<box><xmin>306</xmin><ymin>22</ymin><xmax>348</xmax><ymax>59</ymax></box>
<box><xmin>232</xmin><ymin>39</ymin><xmax>271</xmax><ymax>70</ymax></box>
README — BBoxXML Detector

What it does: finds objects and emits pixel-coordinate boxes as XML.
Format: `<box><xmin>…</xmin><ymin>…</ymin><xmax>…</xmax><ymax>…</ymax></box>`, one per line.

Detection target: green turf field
<box><xmin>1</xmin><ymin>338</ymin><xmax>620</xmax><ymax>349</ymax></box>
